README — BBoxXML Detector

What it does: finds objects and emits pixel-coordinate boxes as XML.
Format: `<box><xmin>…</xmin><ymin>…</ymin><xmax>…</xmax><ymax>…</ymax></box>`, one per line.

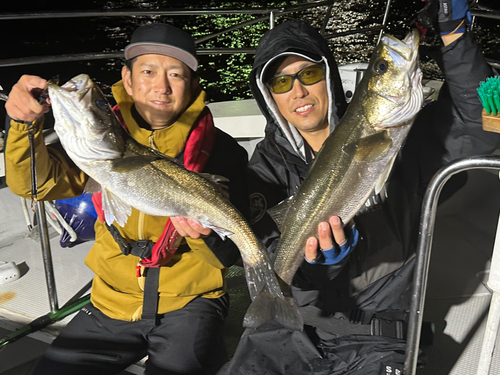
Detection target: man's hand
<box><xmin>170</xmin><ymin>216</ymin><xmax>212</xmax><ymax>239</ymax></box>
<box><xmin>304</xmin><ymin>216</ymin><xmax>359</xmax><ymax>265</ymax></box>
<box><xmin>5</xmin><ymin>75</ymin><xmax>50</xmax><ymax>123</ymax></box>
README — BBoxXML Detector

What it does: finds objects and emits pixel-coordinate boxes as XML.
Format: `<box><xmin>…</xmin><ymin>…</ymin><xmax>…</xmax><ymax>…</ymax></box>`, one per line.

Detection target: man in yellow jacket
<box><xmin>5</xmin><ymin>23</ymin><xmax>248</xmax><ymax>375</ymax></box>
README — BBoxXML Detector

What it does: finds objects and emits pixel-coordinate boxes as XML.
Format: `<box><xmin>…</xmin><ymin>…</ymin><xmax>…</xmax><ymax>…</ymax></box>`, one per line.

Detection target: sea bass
<box><xmin>48</xmin><ymin>74</ymin><xmax>302</xmax><ymax>330</ymax></box>
<box><xmin>272</xmin><ymin>29</ymin><xmax>423</xmax><ymax>285</ymax></box>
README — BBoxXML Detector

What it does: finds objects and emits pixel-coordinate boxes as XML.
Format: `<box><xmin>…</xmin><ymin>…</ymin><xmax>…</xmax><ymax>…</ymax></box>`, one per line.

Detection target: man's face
<box><xmin>269</xmin><ymin>56</ymin><xmax>329</xmax><ymax>136</ymax></box>
<box><xmin>122</xmin><ymin>54</ymin><xmax>193</xmax><ymax>130</ymax></box>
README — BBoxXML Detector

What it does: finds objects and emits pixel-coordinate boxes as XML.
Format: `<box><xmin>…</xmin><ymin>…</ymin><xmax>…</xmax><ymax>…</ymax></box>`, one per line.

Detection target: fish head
<box><xmin>48</xmin><ymin>74</ymin><xmax>125</xmax><ymax>164</ymax></box>
<box><xmin>359</xmin><ymin>29</ymin><xmax>423</xmax><ymax>128</ymax></box>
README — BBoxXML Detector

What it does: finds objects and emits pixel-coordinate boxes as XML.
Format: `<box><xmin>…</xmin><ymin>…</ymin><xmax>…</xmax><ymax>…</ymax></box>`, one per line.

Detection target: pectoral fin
<box><xmin>374</xmin><ymin>154</ymin><xmax>397</xmax><ymax>195</ymax></box>
<box><xmin>101</xmin><ymin>188</ymin><xmax>132</xmax><ymax>227</ymax></box>
<box><xmin>346</xmin><ymin>131</ymin><xmax>392</xmax><ymax>163</ymax></box>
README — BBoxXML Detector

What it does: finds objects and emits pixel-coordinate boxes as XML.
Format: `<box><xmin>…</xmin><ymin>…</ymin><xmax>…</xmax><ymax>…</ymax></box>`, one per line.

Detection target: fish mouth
<box><xmin>49</xmin><ymin>74</ymin><xmax>92</xmax><ymax>99</ymax></box>
<box><xmin>381</xmin><ymin>28</ymin><xmax>420</xmax><ymax>64</ymax></box>
<box><xmin>47</xmin><ymin>74</ymin><xmax>100</xmax><ymax>138</ymax></box>
<box><xmin>371</xmin><ymin>29</ymin><xmax>423</xmax><ymax>127</ymax></box>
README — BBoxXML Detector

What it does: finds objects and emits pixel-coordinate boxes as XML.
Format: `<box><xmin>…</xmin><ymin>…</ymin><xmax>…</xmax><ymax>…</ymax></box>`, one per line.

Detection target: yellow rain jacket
<box><xmin>5</xmin><ymin>81</ymin><xmax>247</xmax><ymax>321</ymax></box>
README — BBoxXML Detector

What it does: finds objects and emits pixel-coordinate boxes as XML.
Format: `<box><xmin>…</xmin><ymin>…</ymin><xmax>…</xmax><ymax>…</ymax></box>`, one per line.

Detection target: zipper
<box><xmin>149</xmin><ymin>131</ymin><xmax>157</xmax><ymax>150</ymax></box>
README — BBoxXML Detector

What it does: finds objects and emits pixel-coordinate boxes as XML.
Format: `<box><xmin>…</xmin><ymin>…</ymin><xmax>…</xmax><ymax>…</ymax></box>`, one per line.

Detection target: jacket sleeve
<box><xmin>5</xmin><ymin>118</ymin><xmax>87</xmax><ymax>200</ymax></box>
<box><xmin>439</xmin><ymin>31</ymin><xmax>500</xmax><ymax>163</ymax></box>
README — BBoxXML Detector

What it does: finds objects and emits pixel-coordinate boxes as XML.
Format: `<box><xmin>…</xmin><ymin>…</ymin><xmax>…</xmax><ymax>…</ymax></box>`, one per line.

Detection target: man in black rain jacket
<box><xmin>219</xmin><ymin>3</ymin><xmax>500</xmax><ymax>374</ymax></box>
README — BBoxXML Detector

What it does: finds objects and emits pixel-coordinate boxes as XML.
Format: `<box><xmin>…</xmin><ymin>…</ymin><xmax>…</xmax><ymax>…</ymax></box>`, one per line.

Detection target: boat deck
<box><xmin>0</xmin><ymin>99</ymin><xmax>500</xmax><ymax>374</ymax></box>
<box><xmin>1</xmin><ymin>169</ymin><xmax>500</xmax><ymax>374</ymax></box>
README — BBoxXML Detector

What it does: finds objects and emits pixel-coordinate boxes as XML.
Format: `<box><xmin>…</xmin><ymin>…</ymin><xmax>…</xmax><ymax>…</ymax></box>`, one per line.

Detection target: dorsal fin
<box><xmin>267</xmin><ymin>195</ymin><xmax>295</xmax><ymax>231</ymax></box>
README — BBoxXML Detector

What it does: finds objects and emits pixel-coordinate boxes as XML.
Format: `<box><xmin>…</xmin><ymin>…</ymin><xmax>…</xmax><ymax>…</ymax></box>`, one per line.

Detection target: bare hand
<box><xmin>305</xmin><ymin>216</ymin><xmax>347</xmax><ymax>262</ymax></box>
<box><xmin>170</xmin><ymin>216</ymin><xmax>212</xmax><ymax>239</ymax></box>
<box><xmin>5</xmin><ymin>75</ymin><xmax>50</xmax><ymax>123</ymax></box>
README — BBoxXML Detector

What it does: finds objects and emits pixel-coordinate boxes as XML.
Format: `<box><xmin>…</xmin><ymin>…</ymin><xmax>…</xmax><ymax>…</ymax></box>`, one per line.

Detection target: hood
<box><xmin>250</xmin><ymin>19</ymin><xmax>347</xmax><ymax>161</ymax></box>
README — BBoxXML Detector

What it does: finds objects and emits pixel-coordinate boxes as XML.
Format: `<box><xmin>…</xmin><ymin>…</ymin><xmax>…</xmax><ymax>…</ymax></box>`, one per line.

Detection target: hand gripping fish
<box><xmin>271</xmin><ymin>29</ymin><xmax>424</xmax><ymax>286</ymax></box>
<box><xmin>48</xmin><ymin>75</ymin><xmax>302</xmax><ymax>330</ymax></box>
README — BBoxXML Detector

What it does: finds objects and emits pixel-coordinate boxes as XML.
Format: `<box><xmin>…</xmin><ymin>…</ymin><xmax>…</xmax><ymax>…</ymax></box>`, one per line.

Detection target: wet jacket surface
<box><xmin>247</xmin><ymin>22</ymin><xmax>499</xmax><ymax>320</ymax></box>
<box><xmin>6</xmin><ymin>81</ymin><xmax>248</xmax><ymax>321</ymax></box>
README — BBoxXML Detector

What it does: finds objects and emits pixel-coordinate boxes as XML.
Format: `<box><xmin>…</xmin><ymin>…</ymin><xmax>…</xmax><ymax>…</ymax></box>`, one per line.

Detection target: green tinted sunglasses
<box><xmin>266</xmin><ymin>65</ymin><xmax>325</xmax><ymax>94</ymax></box>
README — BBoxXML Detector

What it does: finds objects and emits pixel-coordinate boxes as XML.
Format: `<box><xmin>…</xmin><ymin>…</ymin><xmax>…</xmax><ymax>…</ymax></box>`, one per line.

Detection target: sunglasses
<box><xmin>266</xmin><ymin>65</ymin><xmax>325</xmax><ymax>94</ymax></box>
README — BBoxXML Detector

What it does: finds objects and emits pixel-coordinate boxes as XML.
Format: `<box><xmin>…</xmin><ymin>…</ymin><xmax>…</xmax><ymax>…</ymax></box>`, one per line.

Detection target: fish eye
<box><xmin>373</xmin><ymin>59</ymin><xmax>388</xmax><ymax>75</ymax></box>
<box><xmin>95</xmin><ymin>98</ymin><xmax>108</xmax><ymax>109</ymax></box>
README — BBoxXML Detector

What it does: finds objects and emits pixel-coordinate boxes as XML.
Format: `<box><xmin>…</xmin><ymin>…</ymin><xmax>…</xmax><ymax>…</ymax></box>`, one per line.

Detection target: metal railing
<box><xmin>404</xmin><ymin>156</ymin><xmax>500</xmax><ymax>375</ymax></box>
<box><xmin>0</xmin><ymin>0</ymin><xmax>395</xmax><ymax>68</ymax></box>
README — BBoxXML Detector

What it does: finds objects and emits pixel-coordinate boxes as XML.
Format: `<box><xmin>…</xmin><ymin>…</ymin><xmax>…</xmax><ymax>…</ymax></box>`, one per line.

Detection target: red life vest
<box><xmin>92</xmin><ymin>105</ymin><xmax>216</xmax><ymax>267</ymax></box>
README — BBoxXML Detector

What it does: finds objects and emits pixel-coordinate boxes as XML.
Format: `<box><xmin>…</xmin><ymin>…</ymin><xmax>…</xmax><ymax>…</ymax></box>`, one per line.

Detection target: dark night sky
<box><xmin>1</xmin><ymin>1</ymin><xmax>499</xmax><ymax>123</ymax></box>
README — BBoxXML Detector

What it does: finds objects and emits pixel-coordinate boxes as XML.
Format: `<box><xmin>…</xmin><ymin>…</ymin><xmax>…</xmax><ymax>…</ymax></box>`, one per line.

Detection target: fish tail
<box><xmin>243</xmin><ymin>262</ymin><xmax>303</xmax><ymax>331</ymax></box>
<box><xmin>243</xmin><ymin>288</ymin><xmax>303</xmax><ymax>331</ymax></box>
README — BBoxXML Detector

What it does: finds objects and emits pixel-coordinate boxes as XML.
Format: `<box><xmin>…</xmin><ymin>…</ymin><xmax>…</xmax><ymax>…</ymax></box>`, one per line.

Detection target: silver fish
<box><xmin>48</xmin><ymin>75</ymin><xmax>302</xmax><ymax>330</ymax></box>
<box><xmin>271</xmin><ymin>29</ymin><xmax>423</xmax><ymax>285</ymax></box>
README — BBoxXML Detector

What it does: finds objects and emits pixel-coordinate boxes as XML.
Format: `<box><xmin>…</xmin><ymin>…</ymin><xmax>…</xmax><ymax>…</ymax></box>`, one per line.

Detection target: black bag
<box><xmin>218</xmin><ymin>327</ymin><xmax>406</xmax><ymax>375</ymax></box>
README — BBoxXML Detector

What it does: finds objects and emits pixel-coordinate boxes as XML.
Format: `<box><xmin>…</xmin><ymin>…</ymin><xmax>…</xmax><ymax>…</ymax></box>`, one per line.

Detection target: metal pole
<box><xmin>35</xmin><ymin>202</ymin><xmax>59</xmax><ymax>313</ymax></box>
<box><xmin>377</xmin><ymin>0</ymin><xmax>392</xmax><ymax>45</ymax></box>
<box><xmin>477</xmin><ymin>186</ymin><xmax>500</xmax><ymax>374</ymax></box>
<box><xmin>320</xmin><ymin>3</ymin><xmax>334</xmax><ymax>35</ymax></box>
<box><xmin>477</xmin><ymin>293</ymin><xmax>500</xmax><ymax>374</ymax></box>
<box><xmin>404</xmin><ymin>156</ymin><xmax>500</xmax><ymax>375</ymax></box>
<box><xmin>0</xmin><ymin>1</ymin><xmax>335</xmax><ymax>20</ymax></box>
<box><xmin>270</xmin><ymin>11</ymin><xmax>275</xmax><ymax>29</ymax></box>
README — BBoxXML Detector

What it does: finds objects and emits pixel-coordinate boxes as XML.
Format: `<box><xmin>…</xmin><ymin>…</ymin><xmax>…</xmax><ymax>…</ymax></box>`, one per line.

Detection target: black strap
<box><xmin>105</xmin><ymin>223</ymin><xmax>154</xmax><ymax>259</ymax></box>
<box><xmin>142</xmin><ymin>267</ymin><xmax>160</xmax><ymax>324</ymax></box>
<box><xmin>326</xmin><ymin>309</ymin><xmax>408</xmax><ymax>340</ymax></box>
<box><xmin>104</xmin><ymin>223</ymin><xmax>160</xmax><ymax>323</ymax></box>
<box><xmin>333</xmin><ymin>309</ymin><xmax>407</xmax><ymax>325</ymax></box>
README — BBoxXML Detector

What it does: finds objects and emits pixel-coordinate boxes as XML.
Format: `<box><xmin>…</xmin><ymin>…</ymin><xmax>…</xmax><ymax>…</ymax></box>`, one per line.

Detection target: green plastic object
<box><xmin>478</xmin><ymin>76</ymin><xmax>500</xmax><ymax>116</ymax></box>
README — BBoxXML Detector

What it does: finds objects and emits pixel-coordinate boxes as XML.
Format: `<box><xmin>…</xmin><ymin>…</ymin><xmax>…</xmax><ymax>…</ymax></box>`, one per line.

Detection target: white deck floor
<box><xmin>0</xmin><ymin>167</ymin><xmax>500</xmax><ymax>374</ymax></box>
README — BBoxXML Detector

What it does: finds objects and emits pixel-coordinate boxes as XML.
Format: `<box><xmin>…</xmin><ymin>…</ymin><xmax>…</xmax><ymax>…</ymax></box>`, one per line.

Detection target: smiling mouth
<box><xmin>295</xmin><ymin>104</ymin><xmax>313</xmax><ymax>113</ymax></box>
<box><xmin>151</xmin><ymin>100</ymin><xmax>171</xmax><ymax>106</ymax></box>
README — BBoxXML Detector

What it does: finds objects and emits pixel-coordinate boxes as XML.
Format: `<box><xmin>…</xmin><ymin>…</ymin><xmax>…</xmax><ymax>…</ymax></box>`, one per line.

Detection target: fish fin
<box><xmin>199</xmin><ymin>173</ymin><xmax>230</xmax><ymax>200</ymax></box>
<box><xmin>83</xmin><ymin>177</ymin><xmax>102</xmax><ymax>194</ymax></box>
<box><xmin>101</xmin><ymin>188</ymin><xmax>132</xmax><ymax>227</ymax></box>
<box><xmin>267</xmin><ymin>195</ymin><xmax>294</xmax><ymax>231</ymax></box>
<box><xmin>351</xmin><ymin>130</ymin><xmax>392</xmax><ymax>163</ymax></box>
<box><xmin>241</xmin><ymin>258</ymin><xmax>302</xmax><ymax>329</ymax></box>
<box><xmin>374</xmin><ymin>154</ymin><xmax>397</xmax><ymax>195</ymax></box>
<box><xmin>243</xmin><ymin>289</ymin><xmax>303</xmax><ymax>331</ymax></box>
<box><xmin>199</xmin><ymin>173</ymin><xmax>230</xmax><ymax>185</ymax></box>
<box><xmin>206</xmin><ymin>225</ymin><xmax>233</xmax><ymax>240</ymax></box>
<box><xmin>110</xmin><ymin>156</ymin><xmax>160</xmax><ymax>172</ymax></box>
<box><xmin>147</xmin><ymin>148</ymin><xmax>187</xmax><ymax>168</ymax></box>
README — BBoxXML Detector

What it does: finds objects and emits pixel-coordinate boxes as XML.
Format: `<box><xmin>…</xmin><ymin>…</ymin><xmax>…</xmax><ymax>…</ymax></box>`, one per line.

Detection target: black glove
<box><xmin>416</xmin><ymin>0</ymin><xmax>471</xmax><ymax>35</ymax></box>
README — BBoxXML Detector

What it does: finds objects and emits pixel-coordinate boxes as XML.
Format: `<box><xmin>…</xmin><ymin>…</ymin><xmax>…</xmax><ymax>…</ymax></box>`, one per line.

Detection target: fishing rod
<box><xmin>0</xmin><ymin>85</ymin><xmax>7</xmax><ymax>102</ymax></box>
<box><xmin>0</xmin><ymin>293</ymin><xmax>91</xmax><ymax>348</ymax></box>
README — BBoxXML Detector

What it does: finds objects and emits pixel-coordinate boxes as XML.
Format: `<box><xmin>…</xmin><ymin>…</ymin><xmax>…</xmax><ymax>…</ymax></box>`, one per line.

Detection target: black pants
<box><xmin>32</xmin><ymin>295</ymin><xmax>229</xmax><ymax>375</ymax></box>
